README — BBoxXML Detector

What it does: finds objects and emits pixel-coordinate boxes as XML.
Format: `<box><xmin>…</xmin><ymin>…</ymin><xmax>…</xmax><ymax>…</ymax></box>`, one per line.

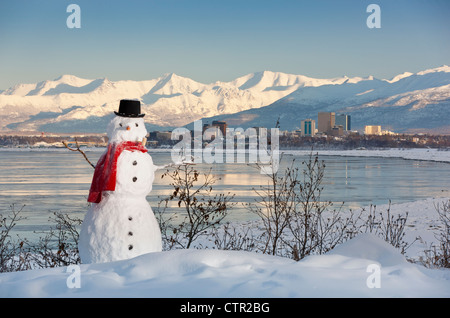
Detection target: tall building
<box><xmin>318</xmin><ymin>112</ymin><xmax>335</xmax><ymax>134</ymax></box>
<box><xmin>212</xmin><ymin>121</ymin><xmax>227</xmax><ymax>136</ymax></box>
<box><xmin>364</xmin><ymin>125</ymin><xmax>381</xmax><ymax>135</ymax></box>
<box><xmin>300</xmin><ymin>119</ymin><xmax>315</xmax><ymax>136</ymax></box>
<box><xmin>149</xmin><ymin>131</ymin><xmax>172</xmax><ymax>141</ymax></box>
<box><xmin>203</xmin><ymin>121</ymin><xmax>228</xmax><ymax>138</ymax></box>
<box><xmin>203</xmin><ymin>126</ymin><xmax>222</xmax><ymax>140</ymax></box>
<box><xmin>335</xmin><ymin>114</ymin><xmax>351</xmax><ymax>131</ymax></box>
<box><xmin>331</xmin><ymin>125</ymin><xmax>344</xmax><ymax>137</ymax></box>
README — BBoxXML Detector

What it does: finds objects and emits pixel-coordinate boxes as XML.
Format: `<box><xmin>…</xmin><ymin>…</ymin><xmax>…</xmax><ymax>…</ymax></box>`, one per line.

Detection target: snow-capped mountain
<box><xmin>197</xmin><ymin>66</ymin><xmax>450</xmax><ymax>133</ymax></box>
<box><xmin>1</xmin><ymin>66</ymin><xmax>449</xmax><ymax>133</ymax></box>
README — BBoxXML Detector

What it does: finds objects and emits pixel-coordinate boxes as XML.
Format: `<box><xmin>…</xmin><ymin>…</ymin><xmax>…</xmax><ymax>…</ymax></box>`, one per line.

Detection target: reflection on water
<box><xmin>0</xmin><ymin>149</ymin><xmax>449</xmax><ymax>239</ymax></box>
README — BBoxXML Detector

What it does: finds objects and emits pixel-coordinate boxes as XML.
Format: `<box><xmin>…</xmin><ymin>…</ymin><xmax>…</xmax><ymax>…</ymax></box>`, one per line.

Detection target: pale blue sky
<box><xmin>0</xmin><ymin>0</ymin><xmax>449</xmax><ymax>89</ymax></box>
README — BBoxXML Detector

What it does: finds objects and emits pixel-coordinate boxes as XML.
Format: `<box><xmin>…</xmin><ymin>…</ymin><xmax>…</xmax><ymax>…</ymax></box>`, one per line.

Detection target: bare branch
<box><xmin>62</xmin><ymin>138</ymin><xmax>95</xmax><ymax>169</ymax></box>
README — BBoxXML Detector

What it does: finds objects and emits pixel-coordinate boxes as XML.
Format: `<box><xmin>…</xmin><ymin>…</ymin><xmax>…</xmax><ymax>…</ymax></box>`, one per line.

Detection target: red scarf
<box><xmin>87</xmin><ymin>141</ymin><xmax>148</xmax><ymax>203</ymax></box>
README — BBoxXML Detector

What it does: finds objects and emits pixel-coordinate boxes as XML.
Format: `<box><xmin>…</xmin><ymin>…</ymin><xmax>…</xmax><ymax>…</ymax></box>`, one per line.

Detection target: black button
<box><xmin>133</xmin><ymin>161</ymin><xmax>137</xmax><ymax>166</ymax></box>
<box><xmin>128</xmin><ymin>216</ymin><xmax>132</xmax><ymax>221</ymax></box>
<box><xmin>128</xmin><ymin>231</ymin><xmax>133</xmax><ymax>236</ymax></box>
<box><xmin>128</xmin><ymin>245</ymin><xmax>133</xmax><ymax>250</ymax></box>
<box><xmin>132</xmin><ymin>177</ymin><xmax>137</xmax><ymax>182</ymax></box>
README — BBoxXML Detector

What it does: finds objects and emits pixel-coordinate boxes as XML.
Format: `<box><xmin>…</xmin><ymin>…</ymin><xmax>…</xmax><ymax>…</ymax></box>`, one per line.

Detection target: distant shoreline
<box><xmin>282</xmin><ymin>148</ymin><xmax>450</xmax><ymax>164</ymax></box>
<box><xmin>1</xmin><ymin>146</ymin><xmax>449</xmax><ymax>164</ymax></box>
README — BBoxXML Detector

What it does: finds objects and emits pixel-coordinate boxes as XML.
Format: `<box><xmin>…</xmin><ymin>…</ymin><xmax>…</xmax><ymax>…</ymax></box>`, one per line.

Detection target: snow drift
<box><xmin>0</xmin><ymin>233</ymin><xmax>449</xmax><ymax>298</ymax></box>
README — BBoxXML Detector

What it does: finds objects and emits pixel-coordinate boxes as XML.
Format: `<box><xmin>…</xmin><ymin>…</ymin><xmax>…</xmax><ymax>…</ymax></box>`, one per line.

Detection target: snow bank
<box><xmin>283</xmin><ymin>148</ymin><xmax>450</xmax><ymax>163</ymax></box>
<box><xmin>327</xmin><ymin>233</ymin><xmax>407</xmax><ymax>267</ymax></box>
<box><xmin>0</xmin><ymin>233</ymin><xmax>449</xmax><ymax>298</ymax></box>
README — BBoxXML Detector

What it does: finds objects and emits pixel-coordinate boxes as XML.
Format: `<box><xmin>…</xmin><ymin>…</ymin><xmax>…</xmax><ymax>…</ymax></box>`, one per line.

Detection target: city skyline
<box><xmin>1</xmin><ymin>0</ymin><xmax>449</xmax><ymax>90</ymax></box>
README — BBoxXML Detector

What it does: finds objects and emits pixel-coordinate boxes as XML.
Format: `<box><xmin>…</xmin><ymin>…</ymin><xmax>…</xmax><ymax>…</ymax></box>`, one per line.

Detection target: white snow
<box><xmin>0</xmin><ymin>231</ymin><xmax>449</xmax><ymax>298</ymax></box>
<box><xmin>0</xmin><ymin>197</ymin><xmax>449</xmax><ymax>298</ymax></box>
<box><xmin>106</xmin><ymin>116</ymin><xmax>148</xmax><ymax>144</ymax></box>
<box><xmin>2</xmin><ymin>65</ymin><xmax>449</xmax><ymax>131</ymax></box>
<box><xmin>416</xmin><ymin>65</ymin><xmax>450</xmax><ymax>76</ymax></box>
<box><xmin>282</xmin><ymin>148</ymin><xmax>450</xmax><ymax>163</ymax></box>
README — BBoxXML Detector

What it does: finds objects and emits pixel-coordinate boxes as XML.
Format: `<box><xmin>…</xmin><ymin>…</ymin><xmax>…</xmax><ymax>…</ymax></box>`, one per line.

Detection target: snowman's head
<box><xmin>107</xmin><ymin>116</ymin><xmax>148</xmax><ymax>144</ymax></box>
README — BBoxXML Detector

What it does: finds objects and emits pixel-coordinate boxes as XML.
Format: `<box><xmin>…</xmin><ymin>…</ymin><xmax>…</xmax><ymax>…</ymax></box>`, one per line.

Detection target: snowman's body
<box><xmin>79</xmin><ymin>115</ymin><xmax>162</xmax><ymax>263</ymax></box>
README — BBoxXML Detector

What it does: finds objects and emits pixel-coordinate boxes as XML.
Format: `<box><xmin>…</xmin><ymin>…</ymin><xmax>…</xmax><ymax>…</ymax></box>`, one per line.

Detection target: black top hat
<box><xmin>114</xmin><ymin>100</ymin><xmax>145</xmax><ymax>118</ymax></box>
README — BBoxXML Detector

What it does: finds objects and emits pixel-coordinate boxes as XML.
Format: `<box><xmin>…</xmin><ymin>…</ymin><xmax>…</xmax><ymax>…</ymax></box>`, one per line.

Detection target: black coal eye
<box><xmin>119</xmin><ymin>123</ymin><xmax>123</xmax><ymax>127</ymax></box>
<box><xmin>135</xmin><ymin>123</ymin><xmax>139</xmax><ymax>127</ymax></box>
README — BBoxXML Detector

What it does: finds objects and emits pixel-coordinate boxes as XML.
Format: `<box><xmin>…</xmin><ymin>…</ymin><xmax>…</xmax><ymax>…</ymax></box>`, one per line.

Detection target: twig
<box><xmin>154</xmin><ymin>155</ymin><xmax>196</xmax><ymax>171</ymax></box>
<box><xmin>155</xmin><ymin>162</ymin><xmax>196</xmax><ymax>171</ymax></box>
<box><xmin>62</xmin><ymin>138</ymin><xmax>95</xmax><ymax>169</ymax></box>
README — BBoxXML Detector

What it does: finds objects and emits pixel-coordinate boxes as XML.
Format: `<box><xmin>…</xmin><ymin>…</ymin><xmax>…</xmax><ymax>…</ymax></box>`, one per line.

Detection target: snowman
<box><xmin>78</xmin><ymin>99</ymin><xmax>162</xmax><ymax>264</ymax></box>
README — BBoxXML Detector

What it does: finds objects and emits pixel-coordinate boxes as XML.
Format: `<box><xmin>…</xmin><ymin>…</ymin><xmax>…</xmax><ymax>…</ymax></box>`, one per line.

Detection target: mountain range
<box><xmin>1</xmin><ymin>66</ymin><xmax>449</xmax><ymax>134</ymax></box>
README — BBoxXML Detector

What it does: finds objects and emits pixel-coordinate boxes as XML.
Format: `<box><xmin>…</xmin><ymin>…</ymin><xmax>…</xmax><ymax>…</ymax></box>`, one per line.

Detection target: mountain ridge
<box><xmin>197</xmin><ymin>67</ymin><xmax>450</xmax><ymax>133</ymax></box>
<box><xmin>1</xmin><ymin>66</ymin><xmax>449</xmax><ymax>133</ymax></box>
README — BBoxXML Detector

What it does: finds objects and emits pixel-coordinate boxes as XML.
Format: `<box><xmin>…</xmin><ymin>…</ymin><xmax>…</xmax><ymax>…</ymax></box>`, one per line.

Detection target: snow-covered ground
<box><xmin>282</xmin><ymin>148</ymin><xmax>450</xmax><ymax>163</ymax></box>
<box><xmin>0</xmin><ymin>197</ymin><xmax>449</xmax><ymax>298</ymax></box>
<box><xmin>0</xmin><ymin>234</ymin><xmax>449</xmax><ymax>298</ymax></box>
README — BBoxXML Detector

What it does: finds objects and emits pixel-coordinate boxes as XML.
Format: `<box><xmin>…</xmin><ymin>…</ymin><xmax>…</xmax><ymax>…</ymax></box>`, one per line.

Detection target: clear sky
<box><xmin>0</xmin><ymin>0</ymin><xmax>449</xmax><ymax>90</ymax></box>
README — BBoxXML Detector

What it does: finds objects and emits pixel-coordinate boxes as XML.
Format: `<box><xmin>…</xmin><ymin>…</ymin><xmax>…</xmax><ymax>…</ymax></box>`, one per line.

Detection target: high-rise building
<box><xmin>335</xmin><ymin>114</ymin><xmax>351</xmax><ymax>131</ymax></box>
<box><xmin>331</xmin><ymin>125</ymin><xmax>344</xmax><ymax>137</ymax></box>
<box><xmin>318</xmin><ymin>112</ymin><xmax>335</xmax><ymax>134</ymax></box>
<box><xmin>203</xmin><ymin>121</ymin><xmax>228</xmax><ymax>138</ymax></box>
<box><xmin>212</xmin><ymin>121</ymin><xmax>227</xmax><ymax>136</ymax></box>
<box><xmin>203</xmin><ymin>126</ymin><xmax>222</xmax><ymax>140</ymax></box>
<box><xmin>300</xmin><ymin>119</ymin><xmax>315</xmax><ymax>136</ymax></box>
<box><xmin>364</xmin><ymin>125</ymin><xmax>381</xmax><ymax>135</ymax></box>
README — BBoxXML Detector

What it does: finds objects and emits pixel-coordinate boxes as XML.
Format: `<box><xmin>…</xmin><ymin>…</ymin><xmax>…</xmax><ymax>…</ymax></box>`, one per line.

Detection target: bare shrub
<box><xmin>247</xmin><ymin>151</ymin><xmax>358</xmax><ymax>260</ymax></box>
<box><xmin>285</xmin><ymin>153</ymin><xmax>357</xmax><ymax>260</ymax></box>
<box><xmin>245</xmin><ymin>157</ymin><xmax>297</xmax><ymax>256</ymax></box>
<box><xmin>361</xmin><ymin>201</ymin><xmax>409</xmax><ymax>254</ymax></box>
<box><xmin>420</xmin><ymin>200</ymin><xmax>450</xmax><ymax>268</ymax></box>
<box><xmin>1</xmin><ymin>206</ymin><xmax>82</xmax><ymax>272</ymax></box>
<box><xmin>27</xmin><ymin>212</ymin><xmax>82</xmax><ymax>268</ymax></box>
<box><xmin>434</xmin><ymin>200</ymin><xmax>450</xmax><ymax>267</ymax></box>
<box><xmin>157</xmin><ymin>164</ymin><xmax>236</xmax><ymax>249</ymax></box>
<box><xmin>209</xmin><ymin>222</ymin><xmax>257</xmax><ymax>252</ymax></box>
<box><xmin>0</xmin><ymin>204</ymin><xmax>31</xmax><ymax>272</ymax></box>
